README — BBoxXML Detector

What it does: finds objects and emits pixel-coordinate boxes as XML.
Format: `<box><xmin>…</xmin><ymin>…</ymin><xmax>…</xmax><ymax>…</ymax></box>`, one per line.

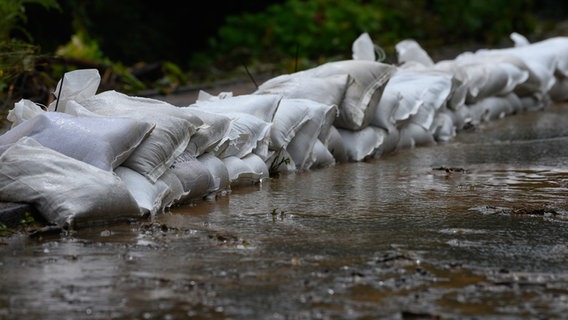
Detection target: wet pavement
<box><xmin>1</xmin><ymin>101</ymin><xmax>568</xmax><ymax>319</ymax></box>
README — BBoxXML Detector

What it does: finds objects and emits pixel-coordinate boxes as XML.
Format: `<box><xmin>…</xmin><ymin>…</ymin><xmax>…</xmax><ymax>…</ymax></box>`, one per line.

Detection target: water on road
<box><xmin>2</xmin><ymin>104</ymin><xmax>568</xmax><ymax>319</ymax></box>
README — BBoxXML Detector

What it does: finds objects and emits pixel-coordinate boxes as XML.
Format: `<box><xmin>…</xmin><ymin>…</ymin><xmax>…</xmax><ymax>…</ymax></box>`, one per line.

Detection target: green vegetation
<box><xmin>269</xmin><ymin>148</ymin><xmax>291</xmax><ymax>178</ymax></box>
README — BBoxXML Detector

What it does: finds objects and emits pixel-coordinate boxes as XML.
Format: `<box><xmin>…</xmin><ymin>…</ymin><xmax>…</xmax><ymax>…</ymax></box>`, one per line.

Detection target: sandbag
<box><xmin>301</xmin><ymin>60</ymin><xmax>396</xmax><ymax>130</ymax></box>
<box><xmin>79</xmin><ymin>90</ymin><xmax>204</xmax><ymax>182</ymax></box>
<box><xmin>373</xmin><ymin>68</ymin><xmax>453</xmax><ymax>132</ymax></box>
<box><xmin>0</xmin><ymin>137</ymin><xmax>141</xmax><ymax>229</ymax></box>
<box><xmin>222</xmin><ymin>155</ymin><xmax>265</xmax><ymax>187</ymax></box>
<box><xmin>395</xmin><ymin>39</ymin><xmax>435</xmax><ymax>67</ymax></box>
<box><xmin>179</xmin><ymin>108</ymin><xmax>232</xmax><ymax>157</ymax></box>
<box><xmin>115</xmin><ymin>166</ymin><xmax>171</xmax><ymax>218</ymax></box>
<box><xmin>282</xmin><ymin>99</ymin><xmax>338</xmax><ymax>170</ymax></box>
<box><xmin>337</xmin><ymin>126</ymin><xmax>387</xmax><ymax>162</ymax></box>
<box><xmin>212</xmin><ymin>112</ymin><xmax>272</xmax><ymax>159</ymax></box>
<box><xmin>0</xmin><ymin>110</ymin><xmax>154</xmax><ymax>171</ymax></box>
<box><xmin>197</xmin><ymin>152</ymin><xmax>230</xmax><ymax>196</ymax></box>
<box><xmin>191</xmin><ymin>93</ymin><xmax>281</xmax><ymax>123</ymax></box>
<box><xmin>6</xmin><ymin>99</ymin><xmax>45</xmax><ymax>128</ymax></box>
<box><xmin>255</xmin><ymin>73</ymin><xmax>349</xmax><ymax>110</ymax></box>
<box><xmin>170</xmin><ymin>151</ymin><xmax>214</xmax><ymax>202</ymax></box>
<box><xmin>47</xmin><ymin>68</ymin><xmax>101</xmax><ymax>112</ymax></box>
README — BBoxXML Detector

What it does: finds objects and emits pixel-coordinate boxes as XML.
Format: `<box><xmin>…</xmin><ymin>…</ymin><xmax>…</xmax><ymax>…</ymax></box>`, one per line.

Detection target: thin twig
<box><xmin>53</xmin><ymin>72</ymin><xmax>64</xmax><ymax>112</ymax></box>
<box><xmin>241</xmin><ymin>60</ymin><xmax>258</xmax><ymax>89</ymax></box>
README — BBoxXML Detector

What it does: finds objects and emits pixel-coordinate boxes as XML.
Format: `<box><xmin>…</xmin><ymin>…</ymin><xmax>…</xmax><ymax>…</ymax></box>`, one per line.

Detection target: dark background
<box><xmin>21</xmin><ymin>0</ymin><xmax>286</xmax><ymax>68</ymax></box>
<box><xmin>19</xmin><ymin>0</ymin><xmax>568</xmax><ymax>69</ymax></box>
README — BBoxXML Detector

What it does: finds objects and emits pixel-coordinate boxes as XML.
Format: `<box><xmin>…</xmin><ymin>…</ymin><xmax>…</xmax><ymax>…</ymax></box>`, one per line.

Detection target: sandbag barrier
<box><xmin>1</xmin><ymin>32</ymin><xmax>567</xmax><ymax>230</ymax></box>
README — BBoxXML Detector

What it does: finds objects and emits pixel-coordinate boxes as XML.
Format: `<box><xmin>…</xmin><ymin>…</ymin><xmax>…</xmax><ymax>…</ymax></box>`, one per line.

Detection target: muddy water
<box><xmin>2</xmin><ymin>105</ymin><xmax>568</xmax><ymax>320</ymax></box>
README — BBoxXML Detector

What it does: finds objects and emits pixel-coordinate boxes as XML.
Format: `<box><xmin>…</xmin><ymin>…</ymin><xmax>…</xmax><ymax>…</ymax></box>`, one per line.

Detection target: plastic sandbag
<box><xmin>446</xmin><ymin>53</ymin><xmax>529</xmax><ymax>103</ymax></box>
<box><xmin>48</xmin><ymin>68</ymin><xmax>101</xmax><ymax>112</ymax></box>
<box><xmin>0</xmin><ymin>111</ymin><xmax>154</xmax><ymax>171</ymax></box>
<box><xmin>170</xmin><ymin>151</ymin><xmax>214</xmax><ymax>202</ymax></box>
<box><xmin>283</xmin><ymin>99</ymin><xmax>338</xmax><ymax>170</ymax></box>
<box><xmin>255</xmin><ymin>74</ymin><xmax>348</xmax><ymax>111</ymax></box>
<box><xmin>222</xmin><ymin>155</ymin><xmax>265</xmax><ymax>187</ymax></box>
<box><xmin>190</xmin><ymin>93</ymin><xmax>282</xmax><ymax>123</ymax></box>
<box><xmin>179</xmin><ymin>108</ymin><xmax>232</xmax><ymax>157</ymax></box>
<box><xmin>395</xmin><ymin>39</ymin><xmax>435</xmax><ymax>67</ymax></box>
<box><xmin>6</xmin><ymin>99</ymin><xmax>45</xmax><ymax>128</ymax></box>
<box><xmin>372</xmin><ymin>68</ymin><xmax>453</xmax><ymax>136</ymax></box>
<box><xmin>352</xmin><ymin>32</ymin><xmax>376</xmax><ymax>61</ymax></box>
<box><xmin>320</xmin><ymin>125</ymin><xmax>348</xmax><ymax>164</ymax></box>
<box><xmin>397</xmin><ymin>122</ymin><xmax>436</xmax><ymax>149</ymax></box>
<box><xmin>157</xmin><ymin>168</ymin><xmax>189</xmax><ymax>208</ymax></box>
<box><xmin>309</xmin><ymin>139</ymin><xmax>336</xmax><ymax>169</ymax></box>
<box><xmin>197</xmin><ymin>152</ymin><xmax>230</xmax><ymax>196</ymax></box>
<box><xmin>300</xmin><ymin>60</ymin><xmax>396</xmax><ymax>130</ymax></box>
<box><xmin>212</xmin><ymin>112</ymin><xmax>272</xmax><ymax>159</ymax></box>
<box><xmin>115</xmin><ymin>166</ymin><xmax>171</xmax><ymax>218</ymax></box>
<box><xmin>0</xmin><ymin>137</ymin><xmax>141</xmax><ymax>229</ymax></box>
<box><xmin>337</xmin><ymin>126</ymin><xmax>387</xmax><ymax>162</ymax></box>
<box><xmin>79</xmin><ymin>90</ymin><xmax>204</xmax><ymax>182</ymax></box>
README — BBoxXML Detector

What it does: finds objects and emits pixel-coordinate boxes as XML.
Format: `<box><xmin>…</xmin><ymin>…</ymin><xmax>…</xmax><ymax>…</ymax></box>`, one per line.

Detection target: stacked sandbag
<box><xmin>255</xmin><ymin>48</ymin><xmax>396</xmax><ymax>162</ymax></box>
<box><xmin>3</xmin><ymin>31</ymin><xmax>568</xmax><ymax>229</ymax></box>
<box><xmin>0</xmin><ymin>137</ymin><xmax>142</xmax><ymax>229</ymax></box>
<box><xmin>184</xmin><ymin>93</ymin><xmax>279</xmax><ymax>187</ymax></box>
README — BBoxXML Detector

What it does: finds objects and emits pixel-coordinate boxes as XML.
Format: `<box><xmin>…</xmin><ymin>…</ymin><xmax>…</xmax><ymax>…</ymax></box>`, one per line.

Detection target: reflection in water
<box><xmin>2</xmin><ymin>105</ymin><xmax>568</xmax><ymax>319</ymax></box>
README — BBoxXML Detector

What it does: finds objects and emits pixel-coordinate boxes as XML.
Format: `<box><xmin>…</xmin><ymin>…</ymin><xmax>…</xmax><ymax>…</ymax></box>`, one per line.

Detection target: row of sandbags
<box><xmin>0</xmin><ymin>32</ymin><xmax>567</xmax><ymax>229</ymax></box>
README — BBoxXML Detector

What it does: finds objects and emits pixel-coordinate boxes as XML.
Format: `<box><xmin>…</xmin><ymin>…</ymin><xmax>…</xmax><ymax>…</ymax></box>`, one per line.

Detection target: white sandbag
<box><xmin>431</xmin><ymin>111</ymin><xmax>456</xmax><ymax>142</ymax></box>
<box><xmin>352</xmin><ymin>32</ymin><xmax>376</xmax><ymax>61</ymax></box>
<box><xmin>115</xmin><ymin>166</ymin><xmax>171</xmax><ymax>218</ymax></box>
<box><xmin>310</xmin><ymin>138</ymin><xmax>336</xmax><ymax>169</ymax></box>
<box><xmin>48</xmin><ymin>68</ymin><xmax>101</xmax><ymax>112</ymax></box>
<box><xmin>337</xmin><ymin>126</ymin><xmax>386</xmax><ymax>162</ymax></box>
<box><xmin>190</xmin><ymin>93</ymin><xmax>281</xmax><ymax>123</ymax></box>
<box><xmin>179</xmin><ymin>108</ymin><xmax>232</xmax><ymax>157</ymax></box>
<box><xmin>0</xmin><ymin>137</ymin><xmax>141</xmax><ymax>229</ymax></box>
<box><xmin>196</xmin><ymin>90</ymin><xmax>233</xmax><ymax>101</ymax></box>
<box><xmin>79</xmin><ymin>90</ymin><xmax>204</xmax><ymax>182</ymax></box>
<box><xmin>157</xmin><ymin>168</ymin><xmax>189</xmax><ymax>208</ymax></box>
<box><xmin>301</xmin><ymin>60</ymin><xmax>396</xmax><ymax>130</ymax></box>
<box><xmin>283</xmin><ymin>99</ymin><xmax>338</xmax><ymax>170</ymax></box>
<box><xmin>255</xmin><ymin>73</ymin><xmax>349</xmax><ymax>110</ymax></box>
<box><xmin>321</xmin><ymin>125</ymin><xmax>348</xmax><ymax>163</ymax></box>
<box><xmin>375</xmin><ymin>126</ymin><xmax>400</xmax><ymax>157</ymax></box>
<box><xmin>395</xmin><ymin>39</ymin><xmax>435</xmax><ymax>67</ymax></box>
<box><xmin>197</xmin><ymin>152</ymin><xmax>230</xmax><ymax>196</ymax></box>
<box><xmin>450</xmin><ymin>104</ymin><xmax>474</xmax><ymax>131</ymax></box>
<box><xmin>511</xmin><ymin>35</ymin><xmax>568</xmax><ymax>78</ymax></box>
<box><xmin>449</xmin><ymin>52</ymin><xmax>530</xmax><ymax>103</ymax></box>
<box><xmin>222</xmin><ymin>155</ymin><xmax>265</xmax><ymax>187</ymax></box>
<box><xmin>268</xmin><ymin>99</ymin><xmax>312</xmax><ymax>150</ymax></box>
<box><xmin>371</xmin><ymin>85</ymin><xmax>403</xmax><ymax>133</ymax></box>
<box><xmin>0</xmin><ymin>111</ymin><xmax>154</xmax><ymax>171</ymax></box>
<box><xmin>549</xmin><ymin>76</ymin><xmax>568</xmax><ymax>102</ymax></box>
<box><xmin>474</xmin><ymin>41</ymin><xmax>558</xmax><ymax>96</ymax></box>
<box><xmin>170</xmin><ymin>151</ymin><xmax>214</xmax><ymax>202</ymax></box>
<box><xmin>213</xmin><ymin>112</ymin><xmax>272</xmax><ymax>159</ymax></box>
<box><xmin>397</xmin><ymin>122</ymin><xmax>436</xmax><ymax>149</ymax></box>
<box><xmin>6</xmin><ymin>99</ymin><xmax>45</xmax><ymax>128</ymax></box>
<box><xmin>468</xmin><ymin>95</ymin><xmax>516</xmax><ymax>124</ymax></box>
<box><xmin>374</xmin><ymin>68</ymin><xmax>453</xmax><ymax>132</ymax></box>
<box><xmin>241</xmin><ymin>153</ymin><xmax>269</xmax><ymax>180</ymax></box>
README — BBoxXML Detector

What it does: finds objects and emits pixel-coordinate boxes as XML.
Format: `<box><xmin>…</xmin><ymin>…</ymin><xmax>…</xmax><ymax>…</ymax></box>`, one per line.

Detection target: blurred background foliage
<box><xmin>2</xmin><ymin>0</ymin><xmax>568</xmax><ymax>117</ymax></box>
